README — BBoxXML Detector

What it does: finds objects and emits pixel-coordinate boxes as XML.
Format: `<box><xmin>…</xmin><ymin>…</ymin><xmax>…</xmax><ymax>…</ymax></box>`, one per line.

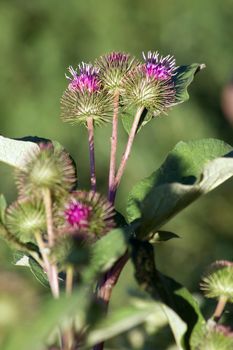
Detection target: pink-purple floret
<box><xmin>143</xmin><ymin>51</ymin><xmax>177</xmax><ymax>80</ymax></box>
<box><xmin>65</xmin><ymin>200</ymin><xmax>92</xmax><ymax>228</ymax></box>
<box><xmin>66</xmin><ymin>63</ymin><xmax>100</xmax><ymax>93</ymax></box>
<box><xmin>106</xmin><ymin>52</ymin><xmax>129</xmax><ymax>64</ymax></box>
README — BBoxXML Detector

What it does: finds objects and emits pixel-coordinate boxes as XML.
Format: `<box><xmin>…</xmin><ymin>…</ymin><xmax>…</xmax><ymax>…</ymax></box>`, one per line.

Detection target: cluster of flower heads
<box><xmin>5</xmin><ymin>143</ymin><xmax>115</xmax><ymax>246</ymax></box>
<box><xmin>60</xmin><ymin>51</ymin><xmax>178</xmax><ymax>125</ymax></box>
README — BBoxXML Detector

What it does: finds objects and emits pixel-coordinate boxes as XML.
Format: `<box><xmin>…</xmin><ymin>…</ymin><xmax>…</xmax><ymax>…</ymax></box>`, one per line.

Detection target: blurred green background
<box><xmin>0</xmin><ymin>0</ymin><xmax>233</xmax><ymax>349</ymax></box>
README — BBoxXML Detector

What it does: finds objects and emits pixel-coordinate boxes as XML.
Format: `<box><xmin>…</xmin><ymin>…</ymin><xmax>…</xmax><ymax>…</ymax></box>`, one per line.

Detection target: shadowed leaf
<box><xmin>130</xmin><ymin>239</ymin><xmax>205</xmax><ymax>350</ymax></box>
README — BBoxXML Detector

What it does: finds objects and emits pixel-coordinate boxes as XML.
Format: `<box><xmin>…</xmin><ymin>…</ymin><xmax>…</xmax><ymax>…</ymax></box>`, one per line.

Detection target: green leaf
<box><xmin>13</xmin><ymin>251</ymin><xmax>49</xmax><ymax>287</ymax></box>
<box><xmin>130</xmin><ymin>239</ymin><xmax>205</xmax><ymax>349</ymax></box>
<box><xmin>86</xmin><ymin>298</ymin><xmax>168</xmax><ymax>347</ymax></box>
<box><xmin>172</xmin><ymin>64</ymin><xmax>205</xmax><ymax>105</ymax></box>
<box><xmin>0</xmin><ymin>136</ymin><xmax>40</xmax><ymax>169</ymax></box>
<box><xmin>29</xmin><ymin>257</ymin><xmax>50</xmax><ymax>288</ymax></box>
<box><xmin>160</xmin><ymin>304</ymin><xmax>187</xmax><ymax>350</ymax></box>
<box><xmin>127</xmin><ymin>138</ymin><xmax>233</xmax><ymax>238</ymax></box>
<box><xmin>121</xmin><ymin>106</ymin><xmax>149</xmax><ymax>135</ymax></box>
<box><xmin>148</xmin><ymin>230</ymin><xmax>180</xmax><ymax>243</ymax></box>
<box><xmin>84</xmin><ymin>226</ymin><xmax>132</xmax><ymax>282</ymax></box>
<box><xmin>2</xmin><ymin>289</ymin><xmax>89</xmax><ymax>350</ymax></box>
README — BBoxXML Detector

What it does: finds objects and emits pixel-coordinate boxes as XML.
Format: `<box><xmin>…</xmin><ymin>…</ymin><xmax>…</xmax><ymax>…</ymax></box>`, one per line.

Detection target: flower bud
<box><xmin>6</xmin><ymin>198</ymin><xmax>46</xmax><ymax>243</ymax></box>
<box><xmin>123</xmin><ymin>51</ymin><xmax>177</xmax><ymax>114</ymax></box>
<box><xmin>61</xmin><ymin>63</ymin><xmax>112</xmax><ymax>125</ymax></box>
<box><xmin>15</xmin><ymin>144</ymin><xmax>76</xmax><ymax>199</ymax></box>
<box><xmin>96</xmin><ymin>52</ymin><xmax>136</xmax><ymax>94</ymax></box>
<box><xmin>200</xmin><ymin>260</ymin><xmax>233</xmax><ymax>302</ymax></box>
<box><xmin>58</xmin><ymin>191</ymin><xmax>115</xmax><ymax>240</ymax></box>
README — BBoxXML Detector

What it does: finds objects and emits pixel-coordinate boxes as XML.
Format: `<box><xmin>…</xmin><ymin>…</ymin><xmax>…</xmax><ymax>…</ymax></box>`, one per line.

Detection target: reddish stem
<box><xmin>213</xmin><ymin>295</ymin><xmax>228</xmax><ymax>322</ymax></box>
<box><xmin>108</xmin><ymin>91</ymin><xmax>120</xmax><ymax>203</ymax></box>
<box><xmin>42</xmin><ymin>188</ymin><xmax>59</xmax><ymax>299</ymax></box>
<box><xmin>110</xmin><ymin>106</ymin><xmax>144</xmax><ymax>203</ymax></box>
<box><xmin>93</xmin><ymin>252</ymin><xmax>129</xmax><ymax>350</ymax></box>
<box><xmin>87</xmin><ymin>117</ymin><xmax>97</xmax><ymax>192</ymax></box>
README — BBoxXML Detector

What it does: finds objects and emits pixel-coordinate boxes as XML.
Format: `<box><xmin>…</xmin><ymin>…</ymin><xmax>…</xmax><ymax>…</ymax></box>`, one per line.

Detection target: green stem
<box><xmin>34</xmin><ymin>231</ymin><xmax>58</xmax><ymax>299</ymax></box>
<box><xmin>34</xmin><ymin>231</ymin><xmax>50</xmax><ymax>273</ymax></box>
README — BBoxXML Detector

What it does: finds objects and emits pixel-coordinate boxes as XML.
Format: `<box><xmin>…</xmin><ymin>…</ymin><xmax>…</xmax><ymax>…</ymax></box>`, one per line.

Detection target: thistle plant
<box><xmin>1</xmin><ymin>50</ymin><xmax>233</xmax><ymax>350</ymax></box>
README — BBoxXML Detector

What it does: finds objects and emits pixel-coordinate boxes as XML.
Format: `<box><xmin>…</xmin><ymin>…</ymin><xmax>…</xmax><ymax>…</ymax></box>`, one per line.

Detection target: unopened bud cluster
<box><xmin>4</xmin><ymin>143</ymin><xmax>115</xmax><ymax>250</ymax></box>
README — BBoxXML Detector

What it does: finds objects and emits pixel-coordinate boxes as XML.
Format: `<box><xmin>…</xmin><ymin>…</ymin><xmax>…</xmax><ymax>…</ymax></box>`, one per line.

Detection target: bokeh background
<box><xmin>0</xmin><ymin>0</ymin><xmax>233</xmax><ymax>349</ymax></box>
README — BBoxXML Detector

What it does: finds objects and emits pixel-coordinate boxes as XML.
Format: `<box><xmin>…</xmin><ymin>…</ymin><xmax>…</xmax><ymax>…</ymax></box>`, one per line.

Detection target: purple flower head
<box><xmin>62</xmin><ymin>191</ymin><xmax>115</xmax><ymax>239</ymax></box>
<box><xmin>66</xmin><ymin>63</ymin><xmax>100</xmax><ymax>93</ymax></box>
<box><xmin>64</xmin><ymin>199</ymin><xmax>92</xmax><ymax>229</ymax></box>
<box><xmin>143</xmin><ymin>51</ymin><xmax>177</xmax><ymax>80</ymax></box>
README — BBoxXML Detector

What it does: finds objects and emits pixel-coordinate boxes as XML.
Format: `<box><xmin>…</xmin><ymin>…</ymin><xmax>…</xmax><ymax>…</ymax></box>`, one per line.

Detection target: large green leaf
<box><xmin>172</xmin><ymin>64</ymin><xmax>205</xmax><ymax>105</ymax></box>
<box><xmin>2</xmin><ymin>289</ymin><xmax>89</xmax><ymax>350</ymax></box>
<box><xmin>130</xmin><ymin>239</ymin><xmax>205</xmax><ymax>350</ymax></box>
<box><xmin>86</xmin><ymin>298</ymin><xmax>171</xmax><ymax>347</ymax></box>
<box><xmin>127</xmin><ymin>139</ymin><xmax>233</xmax><ymax>238</ymax></box>
<box><xmin>0</xmin><ymin>136</ymin><xmax>40</xmax><ymax>169</ymax></box>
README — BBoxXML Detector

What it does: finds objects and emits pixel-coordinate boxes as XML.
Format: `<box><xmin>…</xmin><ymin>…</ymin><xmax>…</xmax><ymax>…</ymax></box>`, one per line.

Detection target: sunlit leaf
<box><xmin>127</xmin><ymin>139</ymin><xmax>233</xmax><ymax>239</ymax></box>
<box><xmin>0</xmin><ymin>136</ymin><xmax>39</xmax><ymax>169</ymax></box>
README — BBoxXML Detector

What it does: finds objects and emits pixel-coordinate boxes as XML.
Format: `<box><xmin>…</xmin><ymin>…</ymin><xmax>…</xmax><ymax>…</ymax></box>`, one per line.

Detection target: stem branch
<box><xmin>213</xmin><ymin>295</ymin><xmax>228</xmax><ymax>322</ymax></box>
<box><xmin>34</xmin><ymin>231</ymin><xmax>58</xmax><ymax>299</ymax></box>
<box><xmin>108</xmin><ymin>91</ymin><xmax>120</xmax><ymax>203</ymax></box>
<box><xmin>42</xmin><ymin>188</ymin><xmax>59</xmax><ymax>299</ymax></box>
<box><xmin>111</xmin><ymin>106</ymin><xmax>144</xmax><ymax>203</ymax></box>
<box><xmin>87</xmin><ymin>117</ymin><xmax>96</xmax><ymax>192</ymax></box>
